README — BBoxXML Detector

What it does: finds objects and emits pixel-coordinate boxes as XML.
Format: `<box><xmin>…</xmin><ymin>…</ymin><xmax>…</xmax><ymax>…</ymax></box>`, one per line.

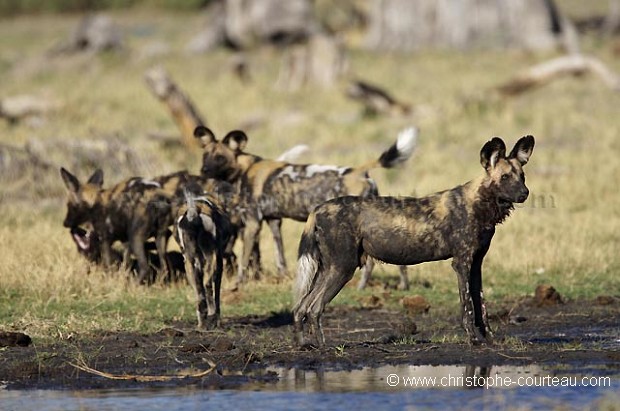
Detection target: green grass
<box><xmin>0</xmin><ymin>11</ymin><xmax>619</xmax><ymax>341</ymax></box>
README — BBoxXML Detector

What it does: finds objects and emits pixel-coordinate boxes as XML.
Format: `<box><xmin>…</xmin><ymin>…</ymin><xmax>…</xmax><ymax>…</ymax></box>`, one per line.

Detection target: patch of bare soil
<box><xmin>1</xmin><ymin>298</ymin><xmax>619</xmax><ymax>390</ymax></box>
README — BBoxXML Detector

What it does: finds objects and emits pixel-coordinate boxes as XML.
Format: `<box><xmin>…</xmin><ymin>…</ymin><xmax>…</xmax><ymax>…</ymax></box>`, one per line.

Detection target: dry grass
<box><xmin>1</xmin><ymin>11</ymin><xmax>619</xmax><ymax>339</ymax></box>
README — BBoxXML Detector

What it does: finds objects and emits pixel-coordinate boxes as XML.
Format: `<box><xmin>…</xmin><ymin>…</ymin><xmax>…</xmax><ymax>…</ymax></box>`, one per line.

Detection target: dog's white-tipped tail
<box><xmin>184</xmin><ymin>188</ymin><xmax>198</xmax><ymax>222</ymax></box>
<box><xmin>395</xmin><ymin>127</ymin><xmax>418</xmax><ymax>163</ymax></box>
<box><xmin>376</xmin><ymin>126</ymin><xmax>419</xmax><ymax>169</ymax></box>
<box><xmin>277</xmin><ymin>144</ymin><xmax>310</xmax><ymax>162</ymax></box>
<box><xmin>295</xmin><ymin>253</ymin><xmax>318</xmax><ymax>303</ymax></box>
<box><xmin>293</xmin><ymin>214</ymin><xmax>321</xmax><ymax>311</ymax></box>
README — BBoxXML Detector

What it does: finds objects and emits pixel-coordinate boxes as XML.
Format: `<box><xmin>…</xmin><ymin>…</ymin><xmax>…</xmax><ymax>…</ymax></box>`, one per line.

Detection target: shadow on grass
<box><xmin>235</xmin><ymin>310</ymin><xmax>294</xmax><ymax>328</ymax></box>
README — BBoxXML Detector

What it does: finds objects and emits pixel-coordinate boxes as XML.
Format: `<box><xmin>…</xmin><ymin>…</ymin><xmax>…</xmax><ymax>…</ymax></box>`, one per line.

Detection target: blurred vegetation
<box><xmin>0</xmin><ymin>0</ymin><xmax>211</xmax><ymax>15</ymax></box>
<box><xmin>0</xmin><ymin>0</ymin><xmax>611</xmax><ymax>18</ymax></box>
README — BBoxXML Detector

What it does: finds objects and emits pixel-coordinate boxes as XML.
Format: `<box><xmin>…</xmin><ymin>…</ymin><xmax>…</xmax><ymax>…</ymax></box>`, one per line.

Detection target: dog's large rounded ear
<box><xmin>60</xmin><ymin>167</ymin><xmax>80</xmax><ymax>193</ymax></box>
<box><xmin>509</xmin><ymin>135</ymin><xmax>535</xmax><ymax>166</ymax></box>
<box><xmin>87</xmin><ymin>169</ymin><xmax>104</xmax><ymax>187</ymax></box>
<box><xmin>222</xmin><ymin>130</ymin><xmax>248</xmax><ymax>152</ymax></box>
<box><xmin>480</xmin><ymin>137</ymin><xmax>506</xmax><ymax>171</ymax></box>
<box><xmin>194</xmin><ymin>125</ymin><xmax>216</xmax><ymax>146</ymax></box>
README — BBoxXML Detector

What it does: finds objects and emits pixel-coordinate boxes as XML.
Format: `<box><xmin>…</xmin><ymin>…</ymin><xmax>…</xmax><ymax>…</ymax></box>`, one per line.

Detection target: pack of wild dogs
<box><xmin>61</xmin><ymin>125</ymin><xmax>535</xmax><ymax>346</ymax></box>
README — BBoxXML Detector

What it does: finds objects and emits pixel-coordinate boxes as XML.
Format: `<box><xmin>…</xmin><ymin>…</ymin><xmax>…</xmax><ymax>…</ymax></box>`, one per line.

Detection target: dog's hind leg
<box><xmin>357</xmin><ymin>258</ymin><xmax>375</xmax><ymax>290</ymax></box>
<box><xmin>236</xmin><ymin>219</ymin><xmax>261</xmax><ymax>286</ymax></box>
<box><xmin>154</xmin><ymin>230</ymin><xmax>170</xmax><ymax>281</ymax></box>
<box><xmin>190</xmin><ymin>256</ymin><xmax>209</xmax><ymax>329</ymax></box>
<box><xmin>267</xmin><ymin>218</ymin><xmax>289</xmax><ymax>279</ymax></box>
<box><xmin>397</xmin><ymin>265</ymin><xmax>409</xmax><ymax>291</ymax></box>
<box><xmin>307</xmin><ymin>264</ymin><xmax>357</xmax><ymax>347</ymax></box>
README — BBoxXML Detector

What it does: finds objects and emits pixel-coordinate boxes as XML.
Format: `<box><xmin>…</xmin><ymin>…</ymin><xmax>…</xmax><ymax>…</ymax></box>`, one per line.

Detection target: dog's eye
<box><xmin>501</xmin><ymin>174</ymin><xmax>509</xmax><ymax>181</ymax></box>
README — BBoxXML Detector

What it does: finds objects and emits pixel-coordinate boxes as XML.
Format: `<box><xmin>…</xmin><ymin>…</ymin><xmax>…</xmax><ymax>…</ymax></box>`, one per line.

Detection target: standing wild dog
<box><xmin>174</xmin><ymin>187</ymin><xmax>232</xmax><ymax>329</ymax></box>
<box><xmin>196</xmin><ymin>126</ymin><xmax>418</xmax><ymax>289</ymax></box>
<box><xmin>62</xmin><ymin>168</ymin><xmax>241</xmax><ymax>283</ymax></box>
<box><xmin>293</xmin><ymin>135</ymin><xmax>535</xmax><ymax>346</ymax></box>
<box><xmin>61</xmin><ymin>168</ymin><xmax>179</xmax><ymax>284</ymax></box>
<box><xmin>70</xmin><ymin>225</ymin><xmax>186</xmax><ymax>283</ymax></box>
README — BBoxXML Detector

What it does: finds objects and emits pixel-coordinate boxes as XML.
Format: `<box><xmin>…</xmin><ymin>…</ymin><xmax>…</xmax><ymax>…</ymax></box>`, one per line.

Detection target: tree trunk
<box><xmin>224</xmin><ymin>0</ymin><xmax>317</xmax><ymax>49</ymax></box>
<box><xmin>49</xmin><ymin>14</ymin><xmax>124</xmax><ymax>55</ymax></box>
<box><xmin>144</xmin><ymin>67</ymin><xmax>206</xmax><ymax>149</ymax></box>
<box><xmin>276</xmin><ymin>33</ymin><xmax>347</xmax><ymax>90</ymax></box>
<box><xmin>365</xmin><ymin>0</ymin><xmax>561</xmax><ymax>52</ymax></box>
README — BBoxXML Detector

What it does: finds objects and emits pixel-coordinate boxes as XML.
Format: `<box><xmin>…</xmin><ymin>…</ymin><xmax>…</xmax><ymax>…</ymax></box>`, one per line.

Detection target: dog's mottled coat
<box><xmin>174</xmin><ymin>191</ymin><xmax>232</xmax><ymax>328</ymax></box>
<box><xmin>293</xmin><ymin>135</ymin><xmax>535</xmax><ymax>346</ymax></box>
<box><xmin>61</xmin><ymin>168</ymin><xmax>238</xmax><ymax>283</ymax></box>
<box><xmin>196</xmin><ymin>126</ymin><xmax>418</xmax><ymax>288</ymax></box>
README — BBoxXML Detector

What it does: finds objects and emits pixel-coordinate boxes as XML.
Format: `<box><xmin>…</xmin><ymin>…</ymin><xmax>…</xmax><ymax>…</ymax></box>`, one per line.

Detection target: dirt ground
<box><xmin>1</xmin><ymin>297</ymin><xmax>619</xmax><ymax>390</ymax></box>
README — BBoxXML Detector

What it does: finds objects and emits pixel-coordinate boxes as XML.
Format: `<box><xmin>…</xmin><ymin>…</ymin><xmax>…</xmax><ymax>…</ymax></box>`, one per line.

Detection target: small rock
<box><xmin>0</xmin><ymin>331</ymin><xmax>32</xmax><ymax>347</ymax></box>
<box><xmin>534</xmin><ymin>284</ymin><xmax>563</xmax><ymax>307</ymax></box>
<box><xmin>400</xmin><ymin>295</ymin><xmax>430</xmax><ymax>315</ymax></box>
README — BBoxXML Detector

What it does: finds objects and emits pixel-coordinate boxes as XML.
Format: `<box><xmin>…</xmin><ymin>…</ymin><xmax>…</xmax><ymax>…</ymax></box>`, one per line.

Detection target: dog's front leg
<box><xmin>130</xmin><ymin>230</ymin><xmax>151</xmax><ymax>285</ymax></box>
<box><xmin>452</xmin><ymin>255</ymin><xmax>486</xmax><ymax>345</ymax></box>
<box><xmin>469</xmin><ymin>256</ymin><xmax>493</xmax><ymax>343</ymax></box>
<box><xmin>155</xmin><ymin>229</ymin><xmax>170</xmax><ymax>280</ymax></box>
<box><xmin>100</xmin><ymin>233</ymin><xmax>114</xmax><ymax>270</ymax></box>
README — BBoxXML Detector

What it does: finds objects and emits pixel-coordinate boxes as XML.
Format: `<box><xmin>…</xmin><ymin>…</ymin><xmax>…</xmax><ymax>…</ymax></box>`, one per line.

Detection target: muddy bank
<box><xmin>1</xmin><ymin>298</ymin><xmax>619</xmax><ymax>390</ymax></box>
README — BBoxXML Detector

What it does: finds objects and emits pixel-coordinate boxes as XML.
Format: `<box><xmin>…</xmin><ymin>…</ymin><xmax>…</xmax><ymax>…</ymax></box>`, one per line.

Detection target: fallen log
<box><xmin>144</xmin><ymin>66</ymin><xmax>206</xmax><ymax>148</ymax></box>
<box><xmin>497</xmin><ymin>54</ymin><xmax>620</xmax><ymax>96</ymax></box>
<box><xmin>0</xmin><ymin>94</ymin><xmax>59</xmax><ymax>124</ymax></box>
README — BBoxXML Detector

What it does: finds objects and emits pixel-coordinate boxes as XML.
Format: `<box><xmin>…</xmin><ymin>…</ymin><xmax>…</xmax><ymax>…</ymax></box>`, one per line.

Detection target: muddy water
<box><xmin>1</xmin><ymin>364</ymin><xmax>618</xmax><ymax>411</ymax></box>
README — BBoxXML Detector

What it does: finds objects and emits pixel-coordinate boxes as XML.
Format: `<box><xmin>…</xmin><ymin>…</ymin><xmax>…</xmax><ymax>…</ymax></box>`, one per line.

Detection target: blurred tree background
<box><xmin>0</xmin><ymin>0</ymin><xmax>211</xmax><ymax>14</ymax></box>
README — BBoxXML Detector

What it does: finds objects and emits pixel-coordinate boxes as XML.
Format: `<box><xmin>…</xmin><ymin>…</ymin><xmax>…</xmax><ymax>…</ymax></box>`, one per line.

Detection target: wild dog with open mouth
<box><xmin>70</xmin><ymin>225</ymin><xmax>186</xmax><ymax>283</ymax></box>
<box><xmin>174</xmin><ymin>187</ymin><xmax>232</xmax><ymax>329</ymax></box>
<box><xmin>293</xmin><ymin>135</ymin><xmax>535</xmax><ymax>346</ymax></box>
<box><xmin>61</xmin><ymin>168</ymin><xmax>183</xmax><ymax>284</ymax></box>
<box><xmin>196</xmin><ymin>126</ymin><xmax>418</xmax><ymax>288</ymax></box>
<box><xmin>61</xmin><ymin>168</ymin><xmax>242</xmax><ymax>284</ymax></box>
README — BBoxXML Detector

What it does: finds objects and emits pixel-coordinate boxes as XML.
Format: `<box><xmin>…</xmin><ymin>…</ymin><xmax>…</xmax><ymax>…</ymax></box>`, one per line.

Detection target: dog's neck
<box><xmin>476</xmin><ymin>179</ymin><xmax>513</xmax><ymax>228</ymax></box>
<box><xmin>464</xmin><ymin>176</ymin><xmax>514</xmax><ymax>229</ymax></box>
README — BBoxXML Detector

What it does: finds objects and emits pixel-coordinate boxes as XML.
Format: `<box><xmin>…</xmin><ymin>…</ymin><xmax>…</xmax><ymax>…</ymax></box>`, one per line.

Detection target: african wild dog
<box><xmin>196</xmin><ymin>126</ymin><xmax>418</xmax><ymax>289</ymax></box>
<box><xmin>174</xmin><ymin>187</ymin><xmax>232</xmax><ymax>329</ymax></box>
<box><xmin>293</xmin><ymin>135</ymin><xmax>535</xmax><ymax>346</ymax></box>
<box><xmin>70</xmin><ymin>225</ymin><xmax>186</xmax><ymax>283</ymax></box>
<box><xmin>61</xmin><ymin>168</ymin><xmax>179</xmax><ymax>284</ymax></box>
<box><xmin>61</xmin><ymin>168</ymin><xmax>241</xmax><ymax>283</ymax></box>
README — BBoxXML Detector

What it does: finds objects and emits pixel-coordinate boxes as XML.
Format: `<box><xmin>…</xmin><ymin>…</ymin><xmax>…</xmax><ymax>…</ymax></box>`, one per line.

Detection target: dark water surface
<box><xmin>2</xmin><ymin>364</ymin><xmax>618</xmax><ymax>410</ymax></box>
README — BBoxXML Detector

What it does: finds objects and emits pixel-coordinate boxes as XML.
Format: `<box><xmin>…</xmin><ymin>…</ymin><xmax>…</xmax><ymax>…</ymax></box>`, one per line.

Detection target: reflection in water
<box><xmin>1</xmin><ymin>364</ymin><xmax>618</xmax><ymax>411</ymax></box>
<box><xmin>270</xmin><ymin>364</ymin><xmax>541</xmax><ymax>392</ymax></box>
